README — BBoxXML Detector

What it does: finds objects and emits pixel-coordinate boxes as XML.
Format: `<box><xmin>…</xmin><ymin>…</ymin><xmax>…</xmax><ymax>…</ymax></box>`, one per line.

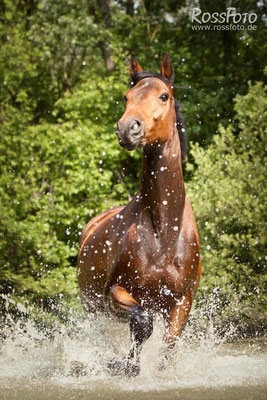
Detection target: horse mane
<box><xmin>130</xmin><ymin>70</ymin><xmax>188</xmax><ymax>162</ymax></box>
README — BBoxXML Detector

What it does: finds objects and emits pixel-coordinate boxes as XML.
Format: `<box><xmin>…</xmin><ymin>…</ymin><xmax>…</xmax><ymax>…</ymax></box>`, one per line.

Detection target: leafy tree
<box><xmin>187</xmin><ymin>81</ymin><xmax>266</xmax><ymax>321</ymax></box>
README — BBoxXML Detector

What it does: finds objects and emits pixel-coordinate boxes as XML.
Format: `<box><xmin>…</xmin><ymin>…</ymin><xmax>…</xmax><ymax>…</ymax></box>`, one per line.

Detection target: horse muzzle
<box><xmin>116</xmin><ymin>119</ymin><xmax>144</xmax><ymax>150</ymax></box>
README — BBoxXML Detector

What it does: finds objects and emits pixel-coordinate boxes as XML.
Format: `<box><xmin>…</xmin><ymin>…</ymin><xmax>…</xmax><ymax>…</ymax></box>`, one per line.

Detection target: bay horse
<box><xmin>78</xmin><ymin>54</ymin><xmax>201</xmax><ymax>377</ymax></box>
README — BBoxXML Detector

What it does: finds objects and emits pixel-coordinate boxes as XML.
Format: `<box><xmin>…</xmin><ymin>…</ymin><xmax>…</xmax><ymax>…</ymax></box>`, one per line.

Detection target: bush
<box><xmin>187</xmin><ymin>82</ymin><xmax>266</xmax><ymax>323</ymax></box>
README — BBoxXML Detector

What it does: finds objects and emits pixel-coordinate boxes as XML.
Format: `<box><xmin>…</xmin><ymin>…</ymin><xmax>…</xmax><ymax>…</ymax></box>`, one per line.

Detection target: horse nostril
<box><xmin>130</xmin><ymin>120</ymin><xmax>141</xmax><ymax>135</ymax></box>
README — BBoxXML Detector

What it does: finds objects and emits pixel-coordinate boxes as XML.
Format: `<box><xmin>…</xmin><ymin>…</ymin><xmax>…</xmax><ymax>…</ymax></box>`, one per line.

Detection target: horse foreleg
<box><xmin>156</xmin><ymin>289</ymin><xmax>193</xmax><ymax>371</ymax></box>
<box><xmin>161</xmin><ymin>261</ymin><xmax>202</xmax><ymax>367</ymax></box>
<box><xmin>107</xmin><ymin>284</ymin><xmax>153</xmax><ymax>377</ymax></box>
<box><xmin>164</xmin><ymin>289</ymin><xmax>193</xmax><ymax>347</ymax></box>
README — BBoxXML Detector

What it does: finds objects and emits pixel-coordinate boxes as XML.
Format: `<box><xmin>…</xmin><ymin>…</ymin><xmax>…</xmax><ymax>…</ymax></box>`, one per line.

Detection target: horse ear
<box><xmin>130</xmin><ymin>55</ymin><xmax>143</xmax><ymax>78</ymax></box>
<box><xmin>160</xmin><ymin>53</ymin><xmax>174</xmax><ymax>82</ymax></box>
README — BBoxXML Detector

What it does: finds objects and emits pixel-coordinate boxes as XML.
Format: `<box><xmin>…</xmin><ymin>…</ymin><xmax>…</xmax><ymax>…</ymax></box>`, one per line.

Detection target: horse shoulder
<box><xmin>181</xmin><ymin>196</ymin><xmax>199</xmax><ymax>244</ymax></box>
<box><xmin>79</xmin><ymin>206</ymin><xmax>124</xmax><ymax>254</ymax></box>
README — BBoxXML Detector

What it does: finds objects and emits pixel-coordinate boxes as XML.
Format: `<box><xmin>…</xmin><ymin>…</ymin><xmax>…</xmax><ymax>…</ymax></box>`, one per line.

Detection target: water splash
<box><xmin>0</xmin><ymin>293</ymin><xmax>266</xmax><ymax>399</ymax></box>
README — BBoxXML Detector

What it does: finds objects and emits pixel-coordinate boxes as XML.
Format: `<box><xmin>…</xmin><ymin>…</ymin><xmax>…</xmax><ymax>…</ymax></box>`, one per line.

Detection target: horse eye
<box><xmin>159</xmin><ymin>94</ymin><xmax>169</xmax><ymax>102</ymax></box>
<box><xmin>124</xmin><ymin>96</ymin><xmax>128</xmax><ymax>102</ymax></box>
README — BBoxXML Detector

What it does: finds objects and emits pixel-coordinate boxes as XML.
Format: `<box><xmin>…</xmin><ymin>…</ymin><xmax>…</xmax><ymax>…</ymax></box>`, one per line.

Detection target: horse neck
<box><xmin>140</xmin><ymin>130</ymin><xmax>185</xmax><ymax>239</ymax></box>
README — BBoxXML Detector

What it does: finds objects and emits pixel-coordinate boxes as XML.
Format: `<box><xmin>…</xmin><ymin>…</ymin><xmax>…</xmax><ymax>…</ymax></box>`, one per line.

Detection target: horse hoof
<box><xmin>125</xmin><ymin>362</ymin><xmax>140</xmax><ymax>377</ymax></box>
<box><xmin>107</xmin><ymin>357</ymin><xmax>140</xmax><ymax>377</ymax></box>
<box><xmin>107</xmin><ymin>357</ymin><xmax>127</xmax><ymax>376</ymax></box>
<box><xmin>68</xmin><ymin>360</ymin><xmax>87</xmax><ymax>377</ymax></box>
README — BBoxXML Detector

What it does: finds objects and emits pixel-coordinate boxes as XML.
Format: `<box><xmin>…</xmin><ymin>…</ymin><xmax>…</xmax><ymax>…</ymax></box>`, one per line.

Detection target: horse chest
<box><xmin>128</xmin><ymin>261</ymin><xmax>184</xmax><ymax>309</ymax></box>
<box><xmin>117</xmin><ymin>237</ymin><xmax>197</xmax><ymax>302</ymax></box>
<box><xmin>125</xmin><ymin>255</ymin><xmax>184</xmax><ymax>295</ymax></box>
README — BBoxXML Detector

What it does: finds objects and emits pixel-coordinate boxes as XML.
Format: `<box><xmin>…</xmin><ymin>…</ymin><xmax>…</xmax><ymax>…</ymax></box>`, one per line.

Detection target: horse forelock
<box><xmin>130</xmin><ymin>70</ymin><xmax>188</xmax><ymax>162</ymax></box>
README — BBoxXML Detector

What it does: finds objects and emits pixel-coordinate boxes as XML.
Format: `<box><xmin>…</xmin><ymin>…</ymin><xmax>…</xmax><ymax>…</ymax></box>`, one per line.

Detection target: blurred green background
<box><xmin>0</xmin><ymin>0</ymin><xmax>266</xmax><ymax>330</ymax></box>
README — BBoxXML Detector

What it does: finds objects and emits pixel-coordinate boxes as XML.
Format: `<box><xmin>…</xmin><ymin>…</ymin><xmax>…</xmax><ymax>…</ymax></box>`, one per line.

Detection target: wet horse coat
<box><xmin>78</xmin><ymin>54</ymin><xmax>201</xmax><ymax>376</ymax></box>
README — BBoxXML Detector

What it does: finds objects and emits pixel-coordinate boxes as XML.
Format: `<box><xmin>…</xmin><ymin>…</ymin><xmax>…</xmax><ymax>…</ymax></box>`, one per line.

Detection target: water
<box><xmin>0</xmin><ymin>300</ymin><xmax>266</xmax><ymax>400</ymax></box>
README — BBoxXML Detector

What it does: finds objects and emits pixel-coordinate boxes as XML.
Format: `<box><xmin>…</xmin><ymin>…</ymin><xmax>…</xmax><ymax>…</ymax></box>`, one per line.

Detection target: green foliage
<box><xmin>187</xmin><ymin>82</ymin><xmax>266</xmax><ymax>318</ymax></box>
<box><xmin>0</xmin><ymin>67</ymin><xmax>141</xmax><ymax>307</ymax></box>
